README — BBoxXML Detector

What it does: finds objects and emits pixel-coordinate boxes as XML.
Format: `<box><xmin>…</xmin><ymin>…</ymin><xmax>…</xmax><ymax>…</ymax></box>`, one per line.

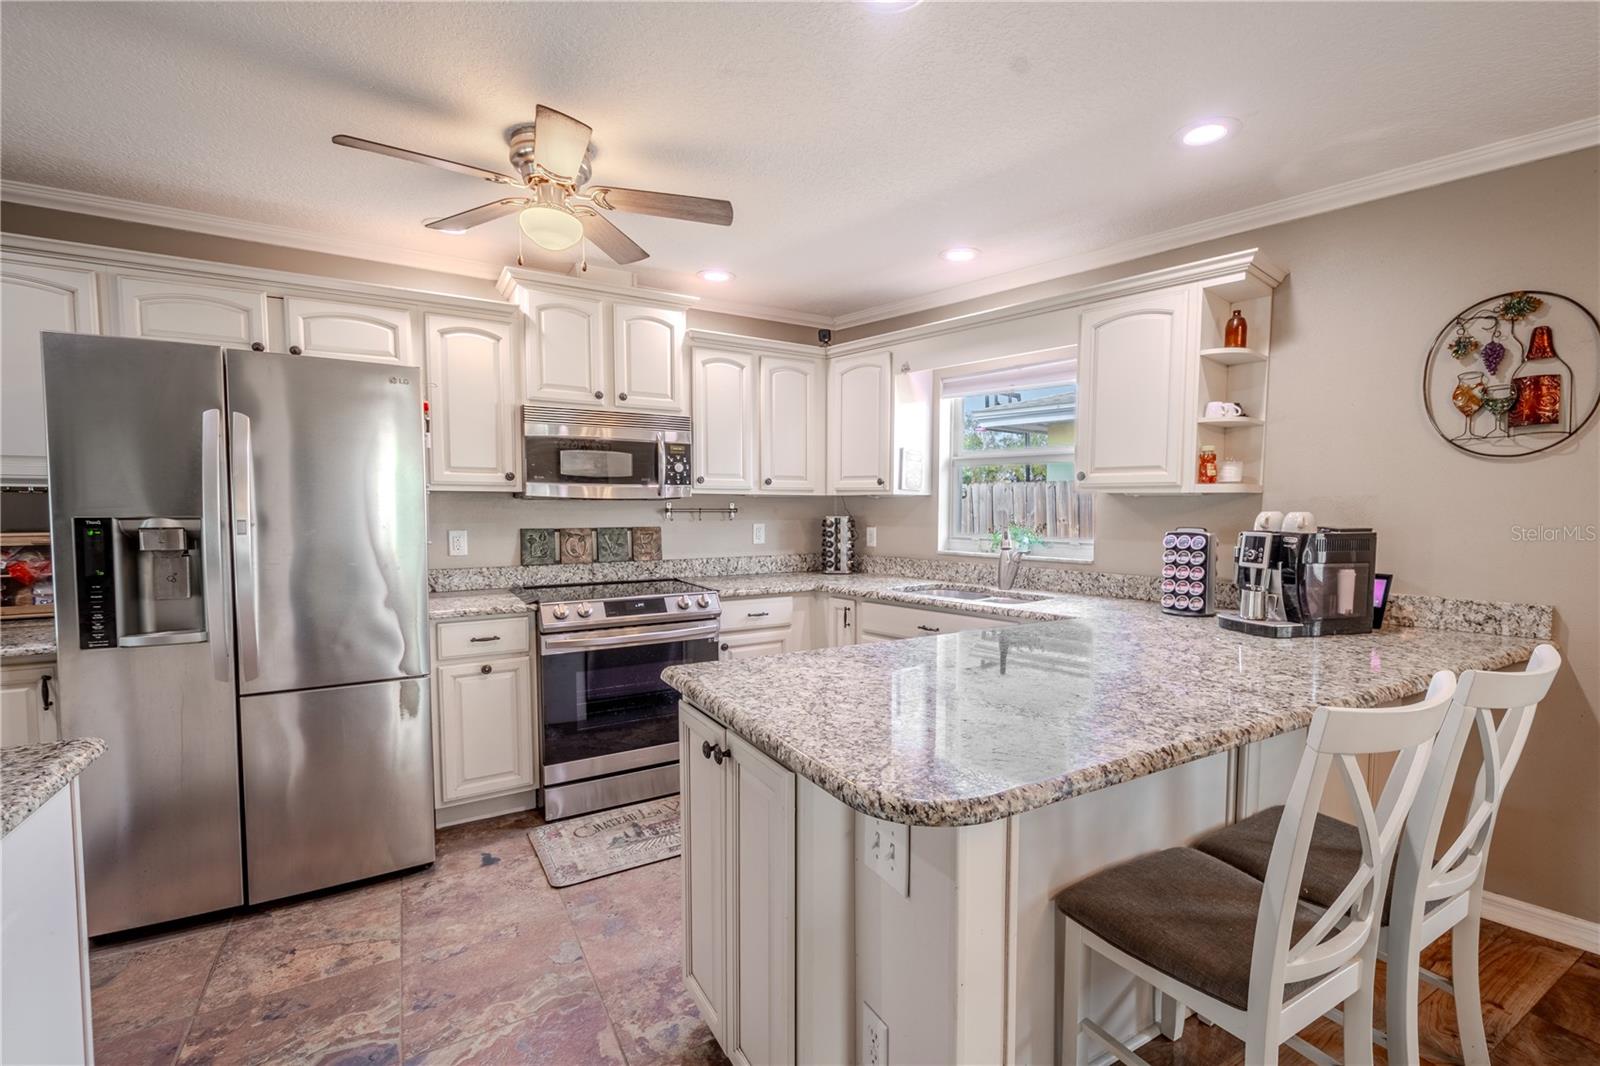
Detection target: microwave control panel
<box><xmin>663</xmin><ymin>442</ymin><xmax>691</xmax><ymax>486</ymax></box>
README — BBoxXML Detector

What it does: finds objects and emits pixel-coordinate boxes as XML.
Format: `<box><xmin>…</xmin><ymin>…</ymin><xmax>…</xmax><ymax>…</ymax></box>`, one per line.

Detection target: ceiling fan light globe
<box><xmin>519</xmin><ymin>204</ymin><xmax>585</xmax><ymax>251</ymax></box>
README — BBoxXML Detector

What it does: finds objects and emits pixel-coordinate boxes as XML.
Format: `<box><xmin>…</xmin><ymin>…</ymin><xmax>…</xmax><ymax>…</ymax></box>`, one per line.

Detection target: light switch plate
<box><xmin>862</xmin><ymin>1002</ymin><xmax>889</xmax><ymax>1066</ymax></box>
<box><xmin>862</xmin><ymin>814</ymin><xmax>909</xmax><ymax>896</ymax></box>
<box><xmin>447</xmin><ymin>529</ymin><xmax>469</xmax><ymax>557</ymax></box>
<box><xmin>866</xmin><ymin>526</ymin><xmax>878</xmax><ymax>548</ymax></box>
<box><xmin>752</xmin><ymin>522</ymin><xmax>766</xmax><ymax>545</ymax></box>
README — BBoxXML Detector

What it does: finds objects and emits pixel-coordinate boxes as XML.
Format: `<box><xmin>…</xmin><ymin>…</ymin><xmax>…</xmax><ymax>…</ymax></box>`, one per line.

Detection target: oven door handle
<box><xmin>540</xmin><ymin>619</ymin><xmax>721</xmax><ymax>655</ymax></box>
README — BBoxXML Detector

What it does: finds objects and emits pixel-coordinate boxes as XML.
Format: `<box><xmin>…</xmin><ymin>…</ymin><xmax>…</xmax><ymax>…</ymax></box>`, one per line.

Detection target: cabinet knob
<box><xmin>719</xmin><ymin>642</ymin><xmax>730</xmax><ymax>652</ymax></box>
<box><xmin>505</xmin><ymin>472</ymin><xmax>516</xmax><ymax>481</ymax></box>
<box><xmin>618</xmin><ymin>392</ymin><xmax>628</xmax><ymax>401</ymax></box>
<box><xmin>876</xmin><ymin>477</ymin><xmax>885</xmax><ymax>486</ymax></box>
<box><xmin>713</xmin><ymin>745</ymin><xmax>727</xmax><ymax>765</ymax></box>
<box><xmin>764</xmin><ymin>478</ymin><xmax>773</xmax><ymax>486</ymax></box>
<box><xmin>480</xmin><ymin>664</ymin><xmax>492</xmax><ymax>674</ymax></box>
<box><xmin>250</xmin><ymin>342</ymin><xmax>265</xmax><ymax>352</ymax></box>
<box><xmin>696</xmin><ymin>476</ymin><xmax>706</xmax><ymax>484</ymax></box>
<box><xmin>702</xmin><ymin>740</ymin><xmax>714</xmax><ymax>760</ymax></box>
<box><xmin>1076</xmin><ymin>471</ymin><xmax>1086</xmax><ymax>481</ymax></box>
<box><xmin>594</xmin><ymin>389</ymin><xmax>605</xmax><ymax>400</ymax></box>
<box><xmin>288</xmin><ymin>345</ymin><xmax>303</xmax><ymax>355</ymax></box>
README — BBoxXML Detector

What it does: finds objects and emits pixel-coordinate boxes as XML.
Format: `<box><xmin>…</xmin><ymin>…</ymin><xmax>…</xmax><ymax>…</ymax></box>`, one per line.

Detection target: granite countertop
<box><xmin>1</xmin><ymin>619</ymin><xmax>58</xmax><ymax>661</ymax></box>
<box><xmin>2</xmin><ymin>738</ymin><xmax>106</xmax><ymax>836</ymax></box>
<box><xmin>663</xmin><ymin>597</ymin><xmax>1542</xmax><ymax>828</ymax></box>
<box><xmin>427</xmin><ymin>589</ymin><xmax>532</xmax><ymax>621</ymax></box>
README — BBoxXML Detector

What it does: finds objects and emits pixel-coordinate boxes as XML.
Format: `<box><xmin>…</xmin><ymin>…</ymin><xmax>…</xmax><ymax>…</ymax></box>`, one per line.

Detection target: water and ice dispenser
<box><xmin>74</xmin><ymin>516</ymin><xmax>211</xmax><ymax>649</ymax></box>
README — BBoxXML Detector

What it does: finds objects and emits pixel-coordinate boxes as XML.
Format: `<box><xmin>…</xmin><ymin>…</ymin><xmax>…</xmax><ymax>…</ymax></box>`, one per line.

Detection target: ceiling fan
<box><xmin>332</xmin><ymin>105</ymin><xmax>732</xmax><ymax>265</ymax></box>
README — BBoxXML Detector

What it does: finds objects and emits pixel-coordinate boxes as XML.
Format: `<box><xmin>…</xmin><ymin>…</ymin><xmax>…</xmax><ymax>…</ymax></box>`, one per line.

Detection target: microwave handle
<box><xmin>657</xmin><ymin>433</ymin><xmax>669</xmax><ymax>498</ymax></box>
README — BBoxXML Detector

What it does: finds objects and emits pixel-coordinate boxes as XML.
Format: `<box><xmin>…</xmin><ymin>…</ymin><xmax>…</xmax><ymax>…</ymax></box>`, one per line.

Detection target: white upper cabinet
<box><xmin>520</xmin><ymin>286</ymin><xmax>606</xmax><ymax>406</ymax></box>
<box><xmin>424</xmin><ymin>313</ymin><xmax>519</xmax><ymax>490</ymax></box>
<box><xmin>759</xmin><ymin>355</ymin><xmax>824</xmax><ymax>494</ymax></box>
<box><xmin>1</xmin><ymin>260</ymin><xmax>99</xmax><ymax>483</ymax></box>
<box><xmin>113</xmin><ymin>275</ymin><xmax>269</xmax><ymax>348</ymax></box>
<box><xmin>283</xmin><ymin>297</ymin><xmax>416</xmax><ymax>365</ymax></box>
<box><xmin>826</xmin><ymin>350</ymin><xmax>892</xmax><ymax>493</ymax></box>
<box><xmin>692</xmin><ymin>349</ymin><xmax>757</xmax><ymax>493</ymax></box>
<box><xmin>1075</xmin><ymin>287</ymin><xmax>1195</xmax><ymax>490</ymax></box>
<box><xmin>612</xmin><ymin>302</ymin><xmax>686</xmax><ymax>412</ymax></box>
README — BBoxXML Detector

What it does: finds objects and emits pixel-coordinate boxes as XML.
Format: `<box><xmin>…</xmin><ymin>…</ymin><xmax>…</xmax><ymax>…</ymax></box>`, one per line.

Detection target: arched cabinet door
<box><xmin>283</xmin><ymin>297</ymin><xmax>416</xmax><ymax>365</ymax></box>
<box><xmin>520</xmin><ymin>288</ymin><xmax>605</xmax><ymax>406</ymax></box>
<box><xmin>691</xmin><ymin>349</ymin><xmax>756</xmax><ymax>493</ymax></box>
<box><xmin>1075</xmin><ymin>287</ymin><xmax>1194</xmax><ymax>490</ymax></box>
<box><xmin>112</xmin><ymin>275</ymin><xmax>268</xmax><ymax>348</ymax></box>
<box><xmin>612</xmin><ymin>301</ymin><xmax>686</xmax><ymax>412</ymax></box>
<box><xmin>424</xmin><ymin>313</ymin><xmax>518</xmax><ymax>489</ymax></box>
<box><xmin>825</xmin><ymin>351</ymin><xmax>892</xmax><ymax>493</ymax></box>
<box><xmin>759</xmin><ymin>355</ymin><xmax>824</xmax><ymax>494</ymax></box>
<box><xmin>1</xmin><ymin>260</ymin><xmax>100</xmax><ymax>483</ymax></box>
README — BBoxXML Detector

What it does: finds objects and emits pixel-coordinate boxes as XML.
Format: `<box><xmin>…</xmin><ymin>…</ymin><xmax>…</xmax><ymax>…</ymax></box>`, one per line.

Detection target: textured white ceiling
<box><xmin>2</xmin><ymin>2</ymin><xmax>1596</xmax><ymax>320</ymax></box>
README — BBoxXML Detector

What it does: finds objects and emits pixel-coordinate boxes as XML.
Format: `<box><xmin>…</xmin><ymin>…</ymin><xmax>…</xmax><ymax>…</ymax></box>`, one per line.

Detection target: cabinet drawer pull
<box><xmin>469</xmin><ymin>635</ymin><xmax>501</xmax><ymax>643</ymax></box>
<box><xmin>40</xmin><ymin>673</ymin><xmax>53</xmax><ymax>711</ymax></box>
<box><xmin>480</xmin><ymin>664</ymin><xmax>492</xmax><ymax>674</ymax></box>
<box><xmin>745</xmin><ymin>611</ymin><xmax>769</xmax><ymax>619</ymax></box>
<box><xmin>916</xmin><ymin>624</ymin><xmax>941</xmax><ymax>633</ymax></box>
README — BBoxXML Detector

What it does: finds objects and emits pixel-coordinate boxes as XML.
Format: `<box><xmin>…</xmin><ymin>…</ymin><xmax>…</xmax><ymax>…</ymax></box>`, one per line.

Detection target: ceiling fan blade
<box><xmin>332</xmin><ymin>135</ymin><xmax>522</xmax><ymax>186</ymax></box>
<box><xmin>532</xmin><ymin>105</ymin><xmax>593</xmax><ymax>183</ymax></box>
<box><xmin>426</xmin><ymin>198</ymin><xmax>528</xmax><ymax>231</ymax></box>
<box><xmin>578</xmin><ymin>210</ymin><xmax>648</xmax><ymax>264</ymax></box>
<box><xmin>589</xmin><ymin>187</ymin><xmax>734</xmax><ymax>226</ymax></box>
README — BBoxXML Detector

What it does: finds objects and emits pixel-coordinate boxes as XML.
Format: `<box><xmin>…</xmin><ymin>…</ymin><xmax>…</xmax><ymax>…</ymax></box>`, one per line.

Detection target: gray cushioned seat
<box><xmin>1054</xmin><ymin>846</ymin><xmax>1323</xmax><ymax>1010</ymax></box>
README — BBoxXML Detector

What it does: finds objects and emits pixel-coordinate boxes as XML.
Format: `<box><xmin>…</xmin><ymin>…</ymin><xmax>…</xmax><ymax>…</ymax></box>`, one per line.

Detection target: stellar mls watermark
<box><xmin>1509</xmin><ymin>524</ymin><xmax>1598</xmax><ymax>543</ymax></box>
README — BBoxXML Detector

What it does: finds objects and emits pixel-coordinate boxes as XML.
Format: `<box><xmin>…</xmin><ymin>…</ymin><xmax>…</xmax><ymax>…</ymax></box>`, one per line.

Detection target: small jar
<box><xmin>1219</xmin><ymin>457</ymin><xmax>1244</xmax><ymax>483</ymax></box>
<box><xmin>1197</xmin><ymin>446</ymin><xmax>1219</xmax><ymax>485</ymax></box>
<box><xmin>1224</xmin><ymin>309</ymin><xmax>1248</xmax><ymax>348</ymax></box>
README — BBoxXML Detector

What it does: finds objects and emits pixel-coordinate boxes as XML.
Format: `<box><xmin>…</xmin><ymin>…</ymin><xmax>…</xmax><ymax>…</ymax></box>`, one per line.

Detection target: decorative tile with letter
<box><xmin>520</xmin><ymin>528</ymin><xmax>558</xmax><ymax>567</ymax></box>
<box><xmin>596</xmin><ymin>527</ymin><xmax>633</xmax><ymax>563</ymax></box>
<box><xmin>559</xmin><ymin>529</ymin><xmax>597</xmax><ymax>565</ymax></box>
<box><xmin>631</xmin><ymin>527</ymin><xmax>662</xmax><ymax>562</ymax></box>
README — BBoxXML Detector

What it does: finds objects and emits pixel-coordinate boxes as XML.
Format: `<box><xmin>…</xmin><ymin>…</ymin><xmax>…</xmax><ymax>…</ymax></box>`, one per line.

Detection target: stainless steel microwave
<box><xmin>521</xmin><ymin>405</ymin><xmax>693</xmax><ymax>499</ymax></box>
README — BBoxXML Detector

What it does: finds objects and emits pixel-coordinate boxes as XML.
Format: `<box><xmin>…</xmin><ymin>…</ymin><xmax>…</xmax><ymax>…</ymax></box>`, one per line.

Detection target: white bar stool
<box><xmin>1195</xmin><ymin>644</ymin><xmax>1561</xmax><ymax>1064</ymax></box>
<box><xmin>1054</xmin><ymin>672</ymin><xmax>1457</xmax><ymax>1066</ymax></box>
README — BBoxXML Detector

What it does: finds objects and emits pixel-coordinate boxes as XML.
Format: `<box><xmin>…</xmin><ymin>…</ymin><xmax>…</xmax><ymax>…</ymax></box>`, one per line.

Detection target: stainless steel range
<box><xmin>520</xmin><ymin>579</ymin><xmax>721</xmax><ymax>819</ymax></box>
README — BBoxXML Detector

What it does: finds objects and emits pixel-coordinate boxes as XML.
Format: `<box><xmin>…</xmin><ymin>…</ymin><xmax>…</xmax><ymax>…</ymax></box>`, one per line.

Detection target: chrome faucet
<box><xmin>997</xmin><ymin>531</ymin><xmax>1027</xmax><ymax>590</ymax></box>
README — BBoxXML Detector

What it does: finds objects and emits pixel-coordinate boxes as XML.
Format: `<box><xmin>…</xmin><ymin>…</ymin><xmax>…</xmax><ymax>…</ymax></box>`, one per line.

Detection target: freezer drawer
<box><xmin>241</xmin><ymin>677</ymin><xmax>435</xmax><ymax>904</ymax></box>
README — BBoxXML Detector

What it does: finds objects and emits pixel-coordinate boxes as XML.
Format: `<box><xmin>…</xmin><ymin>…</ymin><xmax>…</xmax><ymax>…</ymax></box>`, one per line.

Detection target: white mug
<box><xmin>1253</xmin><ymin>510</ymin><xmax>1284</xmax><ymax>531</ymax></box>
<box><xmin>1205</xmin><ymin>401</ymin><xmax>1244</xmax><ymax>418</ymax></box>
<box><xmin>1282</xmin><ymin>511</ymin><xmax>1318</xmax><ymax>533</ymax></box>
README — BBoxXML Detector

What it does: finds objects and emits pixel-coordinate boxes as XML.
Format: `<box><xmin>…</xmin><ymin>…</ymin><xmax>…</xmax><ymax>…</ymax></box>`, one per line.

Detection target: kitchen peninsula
<box><xmin>663</xmin><ymin>596</ymin><xmax>1543</xmax><ymax>1065</ymax></box>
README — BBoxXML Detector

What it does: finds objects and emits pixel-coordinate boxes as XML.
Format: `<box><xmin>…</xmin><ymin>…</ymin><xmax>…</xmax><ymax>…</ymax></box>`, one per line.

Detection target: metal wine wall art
<box><xmin>1423</xmin><ymin>290</ymin><xmax>1599</xmax><ymax>458</ymax></box>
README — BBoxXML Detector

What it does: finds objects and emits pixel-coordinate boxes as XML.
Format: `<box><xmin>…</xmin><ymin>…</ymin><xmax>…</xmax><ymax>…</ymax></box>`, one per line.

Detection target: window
<box><xmin>939</xmin><ymin>354</ymin><xmax>1093</xmax><ymax>561</ymax></box>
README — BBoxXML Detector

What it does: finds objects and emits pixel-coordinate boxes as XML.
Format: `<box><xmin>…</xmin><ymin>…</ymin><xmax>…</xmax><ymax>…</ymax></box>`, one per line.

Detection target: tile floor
<box><xmin>88</xmin><ymin>811</ymin><xmax>727</xmax><ymax>1066</ymax></box>
<box><xmin>89</xmin><ymin>809</ymin><xmax>1596</xmax><ymax>1065</ymax></box>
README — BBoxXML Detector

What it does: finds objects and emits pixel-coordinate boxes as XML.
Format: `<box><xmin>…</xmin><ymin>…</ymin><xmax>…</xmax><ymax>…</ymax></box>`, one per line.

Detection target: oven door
<box><xmin>538</xmin><ymin>620</ymin><xmax>720</xmax><ymax>785</ymax></box>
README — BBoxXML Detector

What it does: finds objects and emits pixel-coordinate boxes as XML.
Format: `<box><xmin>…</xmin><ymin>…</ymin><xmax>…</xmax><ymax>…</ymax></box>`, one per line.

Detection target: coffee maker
<box><xmin>1220</xmin><ymin>513</ymin><xmax>1378</xmax><ymax>638</ymax></box>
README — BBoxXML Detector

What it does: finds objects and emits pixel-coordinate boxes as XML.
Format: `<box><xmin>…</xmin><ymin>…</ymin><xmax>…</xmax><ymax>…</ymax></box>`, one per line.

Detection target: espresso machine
<box><xmin>1219</xmin><ymin>512</ymin><xmax>1378</xmax><ymax>637</ymax></box>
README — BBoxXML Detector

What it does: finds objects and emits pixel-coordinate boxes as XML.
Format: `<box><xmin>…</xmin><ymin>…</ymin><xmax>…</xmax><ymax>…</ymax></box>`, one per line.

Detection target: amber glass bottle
<box><xmin>1224</xmin><ymin>309</ymin><xmax>1248</xmax><ymax>348</ymax></box>
<box><xmin>1508</xmin><ymin>325</ymin><xmax>1570</xmax><ymax>434</ymax></box>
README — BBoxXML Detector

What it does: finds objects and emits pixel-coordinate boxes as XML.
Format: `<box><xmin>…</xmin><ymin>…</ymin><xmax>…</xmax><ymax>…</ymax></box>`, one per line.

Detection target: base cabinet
<box><xmin>681</xmin><ymin>704</ymin><xmax>797</xmax><ymax>1066</ymax></box>
<box><xmin>0</xmin><ymin>664</ymin><xmax>59</xmax><ymax>748</ymax></box>
<box><xmin>431</xmin><ymin>619</ymin><xmax>537</xmax><ymax>810</ymax></box>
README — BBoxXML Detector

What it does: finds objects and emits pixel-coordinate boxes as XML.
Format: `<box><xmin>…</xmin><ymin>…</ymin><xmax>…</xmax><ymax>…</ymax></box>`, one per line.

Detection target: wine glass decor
<box><xmin>1423</xmin><ymin>290</ymin><xmax>1600</xmax><ymax>458</ymax></box>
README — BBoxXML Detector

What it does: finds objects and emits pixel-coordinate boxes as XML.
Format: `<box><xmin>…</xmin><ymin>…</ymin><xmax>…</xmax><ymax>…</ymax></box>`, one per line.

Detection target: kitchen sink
<box><xmin>894</xmin><ymin>584</ymin><xmax>1050</xmax><ymax>605</ymax></box>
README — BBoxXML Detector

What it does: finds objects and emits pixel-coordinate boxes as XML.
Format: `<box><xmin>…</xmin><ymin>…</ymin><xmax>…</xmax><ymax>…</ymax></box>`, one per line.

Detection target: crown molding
<box><xmin>830</xmin><ymin>116</ymin><xmax>1600</xmax><ymax>331</ymax></box>
<box><xmin>687</xmin><ymin>295</ymin><xmax>833</xmax><ymax>329</ymax></box>
<box><xmin>684</xmin><ymin>328</ymin><xmax>824</xmax><ymax>357</ymax></box>
<box><xmin>496</xmin><ymin>264</ymin><xmax>698</xmax><ymax>307</ymax></box>
<box><xmin>0</xmin><ymin>179</ymin><xmax>507</xmax><ymax>281</ymax></box>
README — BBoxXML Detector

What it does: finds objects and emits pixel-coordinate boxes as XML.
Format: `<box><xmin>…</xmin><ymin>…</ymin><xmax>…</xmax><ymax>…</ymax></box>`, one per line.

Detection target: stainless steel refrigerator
<box><xmin>43</xmin><ymin>333</ymin><xmax>434</xmax><ymax>935</ymax></box>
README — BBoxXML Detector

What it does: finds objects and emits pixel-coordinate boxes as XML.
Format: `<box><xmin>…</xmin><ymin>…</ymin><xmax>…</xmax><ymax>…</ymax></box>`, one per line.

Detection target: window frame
<box><xmin>935</xmin><ymin>348</ymin><xmax>1094</xmax><ymax>563</ymax></box>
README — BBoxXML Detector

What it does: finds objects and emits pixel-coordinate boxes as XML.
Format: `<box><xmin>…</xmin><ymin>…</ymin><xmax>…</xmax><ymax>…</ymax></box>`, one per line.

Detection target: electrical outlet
<box><xmin>447</xmin><ymin>529</ymin><xmax>469</xmax><ymax>557</ymax></box>
<box><xmin>862</xmin><ymin>815</ymin><xmax>910</xmax><ymax>896</ymax></box>
<box><xmin>866</xmin><ymin>526</ymin><xmax>878</xmax><ymax>548</ymax></box>
<box><xmin>752</xmin><ymin>522</ymin><xmax>766</xmax><ymax>545</ymax></box>
<box><xmin>862</xmin><ymin>1003</ymin><xmax>889</xmax><ymax>1066</ymax></box>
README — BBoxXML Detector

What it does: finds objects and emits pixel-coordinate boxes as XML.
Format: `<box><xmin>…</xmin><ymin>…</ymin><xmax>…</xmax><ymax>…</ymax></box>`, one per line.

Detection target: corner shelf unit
<box><xmin>1189</xmin><ymin>263</ymin><xmax>1280</xmax><ymax>493</ymax></box>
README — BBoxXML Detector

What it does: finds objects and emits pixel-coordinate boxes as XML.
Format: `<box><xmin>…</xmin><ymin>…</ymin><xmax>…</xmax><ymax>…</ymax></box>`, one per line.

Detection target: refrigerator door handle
<box><xmin>231</xmin><ymin>411</ymin><xmax>261</xmax><ymax>682</ymax></box>
<box><xmin>201</xmin><ymin>409</ymin><xmax>231</xmax><ymax>681</ymax></box>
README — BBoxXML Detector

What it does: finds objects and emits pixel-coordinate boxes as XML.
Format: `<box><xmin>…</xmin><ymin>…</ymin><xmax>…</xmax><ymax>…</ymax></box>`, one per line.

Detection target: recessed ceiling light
<box><xmin>940</xmin><ymin>247</ymin><xmax>979</xmax><ymax>263</ymax></box>
<box><xmin>698</xmin><ymin>269</ymin><xmax>734</xmax><ymax>283</ymax></box>
<box><xmin>1179</xmin><ymin>119</ymin><xmax>1238</xmax><ymax>147</ymax></box>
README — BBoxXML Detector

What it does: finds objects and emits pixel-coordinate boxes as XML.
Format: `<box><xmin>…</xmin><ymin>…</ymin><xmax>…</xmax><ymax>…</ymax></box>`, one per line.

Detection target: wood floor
<box><xmin>1140</xmin><ymin>920</ymin><xmax>1599</xmax><ymax>1066</ymax></box>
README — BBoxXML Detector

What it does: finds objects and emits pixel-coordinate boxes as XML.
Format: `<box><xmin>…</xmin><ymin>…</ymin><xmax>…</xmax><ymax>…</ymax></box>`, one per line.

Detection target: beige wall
<box><xmin>0</xmin><ymin>202</ymin><xmax>820</xmax><ymax>343</ymax></box>
<box><xmin>844</xmin><ymin>148</ymin><xmax>1600</xmax><ymax>924</ymax></box>
<box><xmin>426</xmin><ymin>491</ymin><xmax>830</xmax><ymax>569</ymax></box>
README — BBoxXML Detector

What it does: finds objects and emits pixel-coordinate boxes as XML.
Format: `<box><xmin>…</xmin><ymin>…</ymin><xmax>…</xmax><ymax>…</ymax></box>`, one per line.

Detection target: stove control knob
<box><xmin>551</xmin><ymin>605</ymin><xmax>569</xmax><ymax>620</ymax></box>
<box><xmin>576</xmin><ymin>603</ymin><xmax>593</xmax><ymax>618</ymax></box>
<box><xmin>696</xmin><ymin>595</ymin><xmax>710</xmax><ymax>608</ymax></box>
<box><xmin>676</xmin><ymin>596</ymin><xmax>691</xmax><ymax>609</ymax></box>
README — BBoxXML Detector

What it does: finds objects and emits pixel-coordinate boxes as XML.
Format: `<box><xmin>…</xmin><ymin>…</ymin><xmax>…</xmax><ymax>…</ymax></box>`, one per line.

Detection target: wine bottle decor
<box><xmin>1423</xmin><ymin>290</ymin><xmax>1599</xmax><ymax>458</ymax></box>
